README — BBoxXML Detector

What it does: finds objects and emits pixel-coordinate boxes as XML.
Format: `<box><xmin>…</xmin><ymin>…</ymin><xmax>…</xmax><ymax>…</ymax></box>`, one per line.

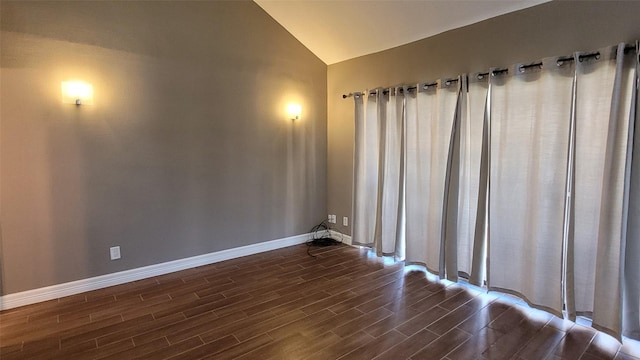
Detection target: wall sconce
<box><xmin>61</xmin><ymin>81</ymin><xmax>94</xmax><ymax>105</ymax></box>
<box><xmin>286</xmin><ymin>103</ymin><xmax>301</xmax><ymax>120</ymax></box>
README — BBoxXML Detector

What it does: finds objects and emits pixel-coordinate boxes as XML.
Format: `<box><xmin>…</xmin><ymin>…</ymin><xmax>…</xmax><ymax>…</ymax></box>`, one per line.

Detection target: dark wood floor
<box><xmin>1</xmin><ymin>244</ymin><xmax>639</xmax><ymax>360</ymax></box>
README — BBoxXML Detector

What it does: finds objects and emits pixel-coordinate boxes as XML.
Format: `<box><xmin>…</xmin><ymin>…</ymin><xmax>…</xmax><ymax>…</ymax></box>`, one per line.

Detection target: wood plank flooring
<box><xmin>1</xmin><ymin>244</ymin><xmax>639</xmax><ymax>359</ymax></box>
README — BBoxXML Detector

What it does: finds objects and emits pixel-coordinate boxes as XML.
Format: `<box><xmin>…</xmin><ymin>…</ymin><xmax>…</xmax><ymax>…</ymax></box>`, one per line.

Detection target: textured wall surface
<box><xmin>0</xmin><ymin>0</ymin><xmax>327</xmax><ymax>294</ymax></box>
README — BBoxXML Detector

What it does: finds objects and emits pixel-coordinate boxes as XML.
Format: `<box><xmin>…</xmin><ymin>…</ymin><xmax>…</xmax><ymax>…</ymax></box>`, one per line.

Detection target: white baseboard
<box><xmin>0</xmin><ymin>233</ymin><xmax>310</xmax><ymax>310</ymax></box>
<box><xmin>329</xmin><ymin>230</ymin><xmax>352</xmax><ymax>246</ymax></box>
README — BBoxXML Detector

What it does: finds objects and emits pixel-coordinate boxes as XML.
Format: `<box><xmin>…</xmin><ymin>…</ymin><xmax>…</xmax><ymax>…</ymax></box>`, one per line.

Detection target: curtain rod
<box><xmin>342</xmin><ymin>42</ymin><xmax>638</xmax><ymax>99</ymax></box>
<box><xmin>341</xmin><ymin>79</ymin><xmax>456</xmax><ymax>98</ymax></box>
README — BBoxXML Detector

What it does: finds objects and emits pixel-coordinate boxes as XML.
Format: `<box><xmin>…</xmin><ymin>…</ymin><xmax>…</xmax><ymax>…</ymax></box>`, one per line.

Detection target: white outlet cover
<box><xmin>110</xmin><ymin>246</ymin><xmax>121</xmax><ymax>260</ymax></box>
<box><xmin>343</xmin><ymin>217</ymin><xmax>349</xmax><ymax>226</ymax></box>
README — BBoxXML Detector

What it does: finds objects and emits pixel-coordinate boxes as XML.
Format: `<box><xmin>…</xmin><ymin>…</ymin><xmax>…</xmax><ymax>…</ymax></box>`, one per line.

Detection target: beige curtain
<box><xmin>488</xmin><ymin>58</ymin><xmax>574</xmax><ymax>317</ymax></box>
<box><xmin>373</xmin><ymin>88</ymin><xmax>405</xmax><ymax>256</ymax></box>
<box><xmin>350</xmin><ymin>40</ymin><xmax>639</xmax><ymax>341</ymax></box>
<box><xmin>352</xmin><ymin>89</ymin><xmax>404</xmax><ymax>257</ymax></box>
<box><xmin>623</xmin><ymin>41</ymin><xmax>639</xmax><ymax>340</ymax></box>
<box><xmin>456</xmin><ymin>74</ymin><xmax>489</xmax><ymax>284</ymax></box>
<box><xmin>567</xmin><ymin>44</ymin><xmax>637</xmax><ymax>340</ymax></box>
<box><xmin>404</xmin><ymin>80</ymin><xmax>458</xmax><ymax>274</ymax></box>
<box><xmin>441</xmin><ymin>77</ymin><xmax>464</xmax><ymax>280</ymax></box>
<box><xmin>352</xmin><ymin>92</ymin><xmax>379</xmax><ymax>247</ymax></box>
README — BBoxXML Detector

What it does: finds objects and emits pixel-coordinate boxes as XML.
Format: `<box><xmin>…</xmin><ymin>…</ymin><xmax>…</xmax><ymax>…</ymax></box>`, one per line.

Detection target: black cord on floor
<box><xmin>306</xmin><ymin>220</ymin><xmax>342</xmax><ymax>257</ymax></box>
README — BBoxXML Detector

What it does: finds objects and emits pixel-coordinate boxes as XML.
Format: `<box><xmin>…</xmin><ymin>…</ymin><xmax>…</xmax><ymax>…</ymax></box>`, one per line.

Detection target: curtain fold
<box><xmin>488</xmin><ymin>59</ymin><xmax>573</xmax><ymax>317</ymax></box>
<box><xmin>568</xmin><ymin>44</ymin><xmax>635</xmax><ymax>340</ymax></box>
<box><xmin>458</xmin><ymin>75</ymin><xmax>489</xmax><ymax>285</ymax></box>
<box><xmin>442</xmin><ymin>76</ymin><xmax>465</xmax><ymax>280</ymax></box>
<box><xmin>374</xmin><ymin>88</ymin><xmax>405</xmax><ymax>256</ymax></box>
<box><xmin>352</xmin><ymin>92</ymin><xmax>379</xmax><ymax>247</ymax></box>
<box><xmin>468</xmin><ymin>75</ymin><xmax>491</xmax><ymax>287</ymax></box>
<box><xmin>405</xmin><ymin>81</ymin><xmax>458</xmax><ymax>274</ymax></box>
<box><xmin>623</xmin><ymin>41</ymin><xmax>640</xmax><ymax>340</ymax></box>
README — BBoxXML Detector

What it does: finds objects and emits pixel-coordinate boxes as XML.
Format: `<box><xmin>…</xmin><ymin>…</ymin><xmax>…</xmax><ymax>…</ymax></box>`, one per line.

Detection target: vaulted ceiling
<box><xmin>254</xmin><ymin>0</ymin><xmax>551</xmax><ymax>65</ymax></box>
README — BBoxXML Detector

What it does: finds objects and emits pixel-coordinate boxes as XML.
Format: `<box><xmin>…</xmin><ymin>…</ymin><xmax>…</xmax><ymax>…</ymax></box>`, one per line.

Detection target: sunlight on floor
<box><xmin>368</xmin><ymin>248</ymin><xmax>640</xmax><ymax>357</ymax></box>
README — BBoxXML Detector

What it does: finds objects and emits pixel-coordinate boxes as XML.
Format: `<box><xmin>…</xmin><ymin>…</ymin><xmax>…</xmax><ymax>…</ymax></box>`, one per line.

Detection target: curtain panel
<box><xmin>487</xmin><ymin>58</ymin><xmax>573</xmax><ymax>318</ymax></box>
<box><xmin>374</xmin><ymin>88</ymin><xmax>405</xmax><ymax>257</ymax></box>
<box><xmin>352</xmin><ymin>92</ymin><xmax>378</xmax><ymax>248</ymax></box>
<box><xmin>352</xmin><ymin>89</ymin><xmax>406</xmax><ymax>256</ymax></box>
<box><xmin>350</xmin><ymin>41</ymin><xmax>639</xmax><ymax>341</ymax></box>
<box><xmin>404</xmin><ymin>80</ymin><xmax>458</xmax><ymax>274</ymax></box>
<box><xmin>623</xmin><ymin>41</ymin><xmax>640</xmax><ymax>339</ymax></box>
<box><xmin>566</xmin><ymin>44</ymin><xmax>637</xmax><ymax>339</ymax></box>
<box><xmin>457</xmin><ymin>75</ymin><xmax>488</xmax><ymax>285</ymax></box>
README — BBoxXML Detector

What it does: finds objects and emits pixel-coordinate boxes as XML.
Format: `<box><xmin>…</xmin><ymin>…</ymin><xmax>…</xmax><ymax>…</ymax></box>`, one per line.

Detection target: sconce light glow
<box><xmin>287</xmin><ymin>103</ymin><xmax>302</xmax><ymax>120</ymax></box>
<box><xmin>61</xmin><ymin>81</ymin><xmax>94</xmax><ymax>105</ymax></box>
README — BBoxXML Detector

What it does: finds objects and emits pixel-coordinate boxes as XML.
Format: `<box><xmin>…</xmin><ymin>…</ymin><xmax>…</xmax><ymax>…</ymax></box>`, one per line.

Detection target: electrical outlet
<box><xmin>328</xmin><ymin>214</ymin><xmax>336</xmax><ymax>224</ymax></box>
<box><xmin>343</xmin><ymin>216</ymin><xmax>349</xmax><ymax>226</ymax></box>
<box><xmin>110</xmin><ymin>246</ymin><xmax>121</xmax><ymax>260</ymax></box>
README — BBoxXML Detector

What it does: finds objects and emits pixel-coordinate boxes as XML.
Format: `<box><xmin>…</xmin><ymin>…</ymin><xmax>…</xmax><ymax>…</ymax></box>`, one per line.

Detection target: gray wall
<box><xmin>327</xmin><ymin>0</ymin><xmax>640</xmax><ymax>235</ymax></box>
<box><xmin>0</xmin><ymin>1</ymin><xmax>327</xmax><ymax>294</ymax></box>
